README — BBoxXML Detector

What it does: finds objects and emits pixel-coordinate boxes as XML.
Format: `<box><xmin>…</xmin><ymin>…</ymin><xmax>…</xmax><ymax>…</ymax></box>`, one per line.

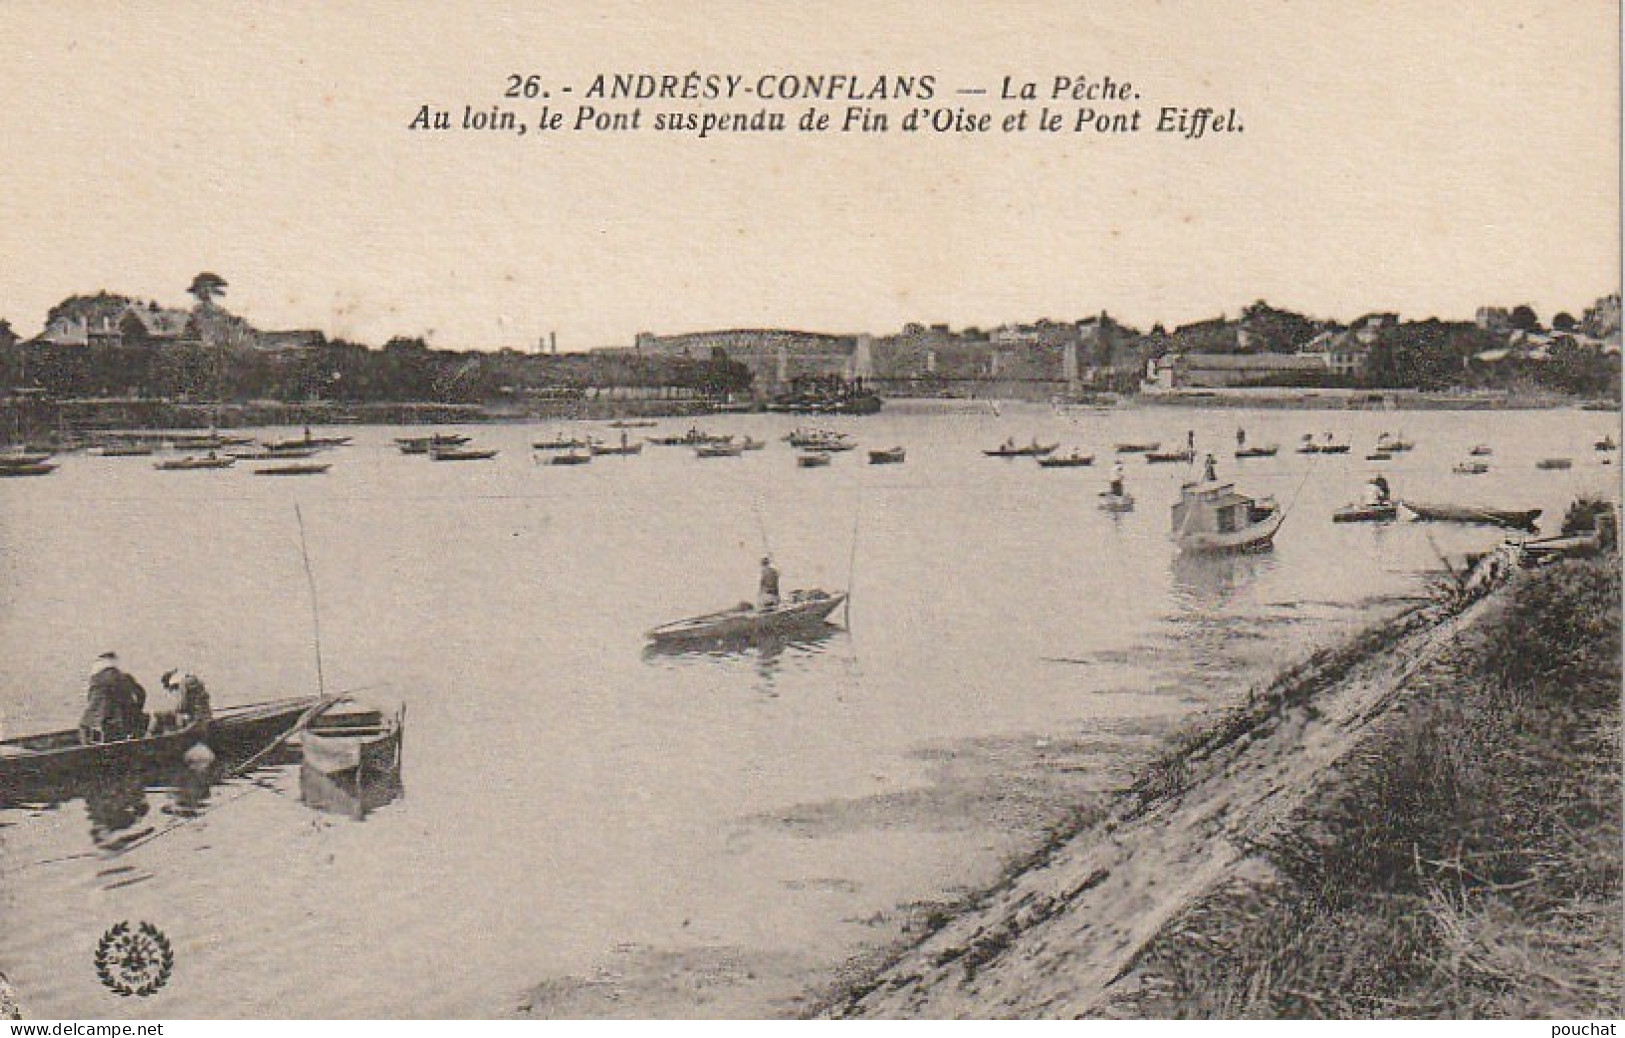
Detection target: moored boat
<box><xmin>1468</xmin><ymin>444</ymin><xmax>1494</xmax><ymax>456</ymax></box>
<box><xmin>1333</xmin><ymin>502</ymin><xmax>1399</xmax><ymax>523</ymax></box>
<box><xmin>985</xmin><ymin>440</ymin><xmax>1058</xmax><ymax>458</ymax></box>
<box><xmin>430</xmin><ymin>447</ymin><xmax>498</xmax><ymax>462</ymax></box>
<box><xmin>868</xmin><ymin>447</ymin><xmax>906</xmax><ymax>465</ymax></box>
<box><xmin>589</xmin><ymin>441</ymin><xmax>643</xmax><ymax>456</ymax></box>
<box><xmin>1171</xmin><ymin>478</ymin><xmax>1284</xmax><ymax>553</ymax></box>
<box><xmin>154</xmin><ymin>454</ymin><xmax>235</xmax><ymax>471</ymax></box>
<box><xmin>1400</xmin><ymin>502</ymin><xmax>1541</xmax><ymax>529</ymax></box>
<box><xmin>550</xmin><ymin>450</ymin><xmax>591</xmax><ymax>466</ymax></box>
<box><xmin>646</xmin><ymin>590</ymin><xmax>846</xmax><ymax>646</ymax></box>
<box><xmin>1452</xmin><ymin>461</ymin><xmax>1490</xmax><ymax>475</ymax></box>
<box><xmin>797</xmin><ymin>451</ymin><xmax>832</xmax><ymax>468</ymax></box>
<box><xmin>695</xmin><ymin>442</ymin><xmax>745</xmax><ymax>458</ymax></box>
<box><xmin>1114</xmin><ymin>441</ymin><xmax>1161</xmax><ymax>454</ymax></box>
<box><xmin>1144</xmin><ymin>449</ymin><xmax>1195</xmax><ymax>464</ymax></box>
<box><xmin>1037</xmin><ymin>450</ymin><xmax>1093</xmax><ymax>468</ymax></box>
<box><xmin>1234</xmin><ymin>444</ymin><xmax>1279</xmax><ymax>458</ymax></box>
<box><xmin>0</xmin><ymin>695</ymin><xmax>322</xmax><ymax>794</ymax></box>
<box><xmin>1535</xmin><ymin>458</ymin><xmax>1573</xmax><ymax>470</ymax></box>
<box><xmin>253</xmin><ymin>462</ymin><xmax>331</xmax><ymax>476</ymax></box>
<box><xmin>396</xmin><ymin>432</ymin><xmax>470</xmax><ymax>454</ymax></box>
<box><xmin>0</xmin><ymin>461</ymin><xmax>57</xmax><ymax>477</ymax></box>
<box><xmin>297</xmin><ymin>699</ymin><xmax>405</xmax><ymax>820</ymax></box>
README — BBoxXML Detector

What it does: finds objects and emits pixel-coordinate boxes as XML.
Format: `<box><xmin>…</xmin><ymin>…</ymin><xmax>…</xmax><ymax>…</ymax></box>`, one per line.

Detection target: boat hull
<box><xmin>1400</xmin><ymin>502</ymin><xmax>1541</xmax><ymax>529</ymax></box>
<box><xmin>1333</xmin><ymin>503</ymin><xmax>1398</xmax><ymax>523</ymax></box>
<box><xmin>647</xmin><ymin>593</ymin><xmax>846</xmax><ymax>645</ymax></box>
<box><xmin>1175</xmin><ymin>512</ymin><xmax>1284</xmax><ymax>554</ymax></box>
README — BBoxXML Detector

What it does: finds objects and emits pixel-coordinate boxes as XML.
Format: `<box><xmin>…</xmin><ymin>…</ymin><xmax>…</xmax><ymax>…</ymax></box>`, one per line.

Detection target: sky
<box><xmin>0</xmin><ymin>0</ymin><xmax>1618</xmax><ymax>351</ymax></box>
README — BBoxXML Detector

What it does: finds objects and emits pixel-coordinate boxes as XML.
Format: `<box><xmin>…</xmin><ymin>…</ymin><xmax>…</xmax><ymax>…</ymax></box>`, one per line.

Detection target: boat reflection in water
<box><xmin>1168</xmin><ymin>550</ymin><xmax>1280</xmax><ymax>612</ymax></box>
<box><xmin>641</xmin><ymin>623</ymin><xmax>844</xmax><ymax>688</ymax></box>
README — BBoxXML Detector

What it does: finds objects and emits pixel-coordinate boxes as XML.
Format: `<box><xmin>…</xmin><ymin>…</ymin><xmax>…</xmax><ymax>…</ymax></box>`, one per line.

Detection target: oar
<box><xmin>222</xmin><ymin>690</ymin><xmax>349</xmax><ymax>780</ymax></box>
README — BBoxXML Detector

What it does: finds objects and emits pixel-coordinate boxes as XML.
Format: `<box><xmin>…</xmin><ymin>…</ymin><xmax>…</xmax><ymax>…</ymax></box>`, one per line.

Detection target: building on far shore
<box><xmin>1144</xmin><ymin>351</ymin><xmax>1331</xmax><ymax>391</ymax></box>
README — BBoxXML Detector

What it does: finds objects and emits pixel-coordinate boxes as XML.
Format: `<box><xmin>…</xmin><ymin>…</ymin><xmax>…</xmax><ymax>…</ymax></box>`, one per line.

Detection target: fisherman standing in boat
<box><xmin>758</xmin><ymin>556</ymin><xmax>781</xmax><ymax>611</ymax></box>
<box><xmin>1202</xmin><ymin>453</ymin><xmax>1218</xmax><ymax>483</ymax></box>
<box><xmin>1365</xmin><ymin>474</ymin><xmax>1392</xmax><ymax>506</ymax></box>
<box><xmin>79</xmin><ymin>651</ymin><xmax>148</xmax><ymax>743</ymax></box>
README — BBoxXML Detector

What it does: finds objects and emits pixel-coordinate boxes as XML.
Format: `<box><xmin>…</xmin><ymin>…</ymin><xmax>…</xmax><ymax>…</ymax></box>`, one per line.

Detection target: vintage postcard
<box><xmin>0</xmin><ymin>0</ymin><xmax>1619</xmax><ymax>1024</ymax></box>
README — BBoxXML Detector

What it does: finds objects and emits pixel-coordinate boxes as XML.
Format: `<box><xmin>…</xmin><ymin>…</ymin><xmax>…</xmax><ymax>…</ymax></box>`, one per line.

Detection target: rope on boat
<box><xmin>294</xmin><ymin>504</ymin><xmax>327</xmax><ymax>699</ymax></box>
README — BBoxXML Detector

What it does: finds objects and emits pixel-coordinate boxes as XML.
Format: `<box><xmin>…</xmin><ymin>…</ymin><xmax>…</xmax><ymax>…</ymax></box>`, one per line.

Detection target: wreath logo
<box><xmin>95</xmin><ymin>922</ymin><xmax>173</xmax><ymax>997</ymax></box>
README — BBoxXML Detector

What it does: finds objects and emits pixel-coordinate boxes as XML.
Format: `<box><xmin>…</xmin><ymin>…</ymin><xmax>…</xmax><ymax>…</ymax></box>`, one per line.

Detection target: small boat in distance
<box><xmin>589</xmin><ymin>441</ymin><xmax>643</xmax><ymax>456</ymax></box>
<box><xmin>1037</xmin><ymin>450</ymin><xmax>1094</xmax><ymax>468</ymax></box>
<box><xmin>253</xmin><ymin>463</ymin><xmax>331</xmax><ymax>476</ymax></box>
<box><xmin>154</xmin><ymin>454</ymin><xmax>235</xmax><ymax>471</ymax></box>
<box><xmin>868</xmin><ymin>447</ymin><xmax>906</xmax><ymax>465</ymax></box>
<box><xmin>797</xmin><ymin>451</ymin><xmax>832</xmax><ymax>468</ymax></box>
<box><xmin>0</xmin><ymin>461</ymin><xmax>57</xmax><ymax>477</ymax></box>
<box><xmin>532</xmin><ymin>434</ymin><xmax>593</xmax><ymax>450</ymax></box>
<box><xmin>1114</xmin><ymin>441</ymin><xmax>1161</xmax><ymax>454</ymax></box>
<box><xmin>608</xmin><ymin>419</ymin><xmax>659</xmax><ymax>429</ymax></box>
<box><xmin>984</xmin><ymin>439</ymin><xmax>1058</xmax><ymax>458</ymax></box>
<box><xmin>1365</xmin><ymin>450</ymin><xmax>1394</xmax><ymax>462</ymax></box>
<box><xmin>95</xmin><ymin>444</ymin><xmax>155</xmax><ymax>457</ymax></box>
<box><xmin>785</xmin><ymin>428</ymin><xmax>856</xmax><ymax>451</ymax></box>
<box><xmin>1536</xmin><ymin>458</ymin><xmax>1573</xmax><ymax>470</ymax></box>
<box><xmin>1376</xmin><ymin>433</ymin><xmax>1415</xmax><ymax>452</ymax></box>
<box><xmin>1595</xmin><ymin>435</ymin><xmax>1618</xmax><ymax>451</ymax></box>
<box><xmin>649</xmin><ymin>428</ymin><xmax>733</xmax><ymax>447</ymax></box>
<box><xmin>646</xmin><ymin>589</ymin><xmax>846</xmax><ymax>646</ymax></box>
<box><xmin>550</xmin><ymin>450</ymin><xmax>591</xmax><ymax>466</ymax></box>
<box><xmin>695</xmin><ymin>443</ymin><xmax>745</xmax><ymax>458</ymax></box>
<box><xmin>1233</xmin><ymin>444</ymin><xmax>1279</xmax><ymax>459</ymax></box>
<box><xmin>396</xmin><ymin>433</ymin><xmax>470</xmax><ymax>455</ymax></box>
<box><xmin>1333</xmin><ymin>502</ymin><xmax>1399</xmax><ymax>523</ymax></box>
<box><xmin>1452</xmin><ymin>460</ymin><xmax>1490</xmax><ymax>475</ymax></box>
<box><xmin>430</xmin><ymin>446</ymin><xmax>498</xmax><ymax>462</ymax></box>
<box><xmin>1468</xmin><ymin>444</ymin><xmax>1494</xmax><ymax>456</ymax></box>
<box><xmin>1144</xmin><ymin>449</ymin><xmax>1195</xmax><ymax>464</ymax></box>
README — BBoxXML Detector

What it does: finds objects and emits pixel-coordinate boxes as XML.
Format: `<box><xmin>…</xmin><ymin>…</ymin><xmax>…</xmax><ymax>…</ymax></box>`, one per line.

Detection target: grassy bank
<box><xmin>823</xmin><ymin>551</ymin><xmax>1620</xmax><ymax>1019</ymax></box>
<box><xmin>1112</xmin><ymin>556</ymin><xmax>1622</xmax><ymax>1018</ymax></box>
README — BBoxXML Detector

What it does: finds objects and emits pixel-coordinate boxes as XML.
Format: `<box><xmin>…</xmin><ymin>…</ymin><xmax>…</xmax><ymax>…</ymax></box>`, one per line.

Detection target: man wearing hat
<box><xmin>78</xmin><ymin>651</ymin><xmax>148</xmax><ymax>744</ymax></box>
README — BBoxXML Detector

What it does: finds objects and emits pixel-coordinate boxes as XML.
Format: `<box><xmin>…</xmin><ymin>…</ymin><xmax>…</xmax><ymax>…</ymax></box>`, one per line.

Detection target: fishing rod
<box><xmin>294</xmin><ymin>504</ymin><xmax>326</xmax><ymax>699</ymax></box>
<box><xmin>844</xmin><ymin>496</ymin><xmax>861</xmax><ymax>628</ymax></box>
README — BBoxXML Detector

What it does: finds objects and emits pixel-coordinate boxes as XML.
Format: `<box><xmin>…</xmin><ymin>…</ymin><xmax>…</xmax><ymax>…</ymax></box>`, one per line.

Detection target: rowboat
<box><xmin>550</xmin><ymin>451</ymin><xmax>591</xmax><ymax>465</ymax></box>
<box><xmin>532</xmin><ymin>436</ymin><xmax>593</xmax><ymax>450</ymax></box>
<box><xmin>1037</xmin><ymin>451</ymin><xmax>1094</xmax><ymax>468</ymax></box>
<box><xmin>589</xmin><ymin>441</ymin><xmax>644</xmax><ymax>456</ymax></box>
<box><xmin>646</xmin><ymin>590</ymin><xmax>846</xmax><ymax>646</ymax></box>
<box><xmin>695</xmin><ymin>443</ymin><xmax>745</xmax><ymax>458</ymax></box>
<box><xmin>868</xmin><ymin>447</ymin><xmax>906</xmax><ymax>465</ymax></box>
<box><xmin>1452</xmin><ymin>461</ymin><xmax>1490</xmax><ymax>475</ymax></box>
<box><xmin>1376</xmin><ymin>434</ymin><xmax>1415</xmax><ymax>452</ymax></box>
<box><xmin>1332</xmin><ymin>502</ymin><xmax>1399</xmax><ymax>523</ymax></box>
<box><xmin>430</xmin><ymin>447</ymin><xmax>497</xmax><ymax>461</ymax></box>
<box><xmin>785</xmin><ymin>428</ymin><xmax>853</xmax><ymax>450</ymax></box>
<box><xmin>984</xmin><ymin>441</ymin><xmax>1058</xmax><ymax>458</ymax></box>
<box><xmin>1401</xmin><ymin>502</ymin><xmax>1541</xmax><ymax>529</ymax></box>
<box><xmin>1595</xmin><ymin>436</ymin><xmax>1618</xmax><ymax>451</ymax></box>
<box><xmin>1234</xmin><ymin>445</ymin><xmax>1279</xmax><ymax>458</ymax></box>
<box><xmin>96</xmin><ymin>444</ymin><xmax>155</xmax><ymax>457</ymax></box>
<box><xmin>1365</xmin><ymin>451</ymin><xmax>1394</xmax><ymax>462</ymax></box>
<box><xmin>0</xmin><ymin>695</ymin><xmax>322</xmax><ymax>795</ymax></box>
<box><xmin>0</xmin><ymin>451</ymin><xmax>55</xmax><ymax>467</ymax></box>
<box><xmin>1114</xmin><ymin>442</ymin><xmax>1161</xmax><ymax>454</ymax></box>
<box><xmin>396</xmin><ymin>433</ymin><xmax>470</xmax><ymax>454</ymax></box>
<box><xmin>154</xmin><ymin>455</ymin><xmax>235</xmax><ymax>471</ymax></box>
<box><xmin>608</xmin><ymin>420</ymin><xmax>658</xmax><ymax>429</ymax></box>
<box><xmin>1535</xmin><ymin>458</ymin><xmax>1573</xmax><ymax>470</ymax></box>
<box><xmin>1144</xmin><ymin>449</ymin><xmax>1195</xmax><ymax>464</ymax></box>
<box><xmin>297</xmin><ymin>700</ymin><xmax>405</xmax><ymax>820</ymax></box>
<box><xmin>1297</xmin><ymin>442</ymin><xmax>1351</xmax><ymax>455</ymax></box>
<box><xmin>1468</xmin><ymin>444</ymin><xmax>1494</xmax><ymax>456</ymax></box>
<box><xmin>1098</xmin><ymin>491</ymin><xmax>1135</xmax><ymax>512</ymax></box>
<box><xmin>253</xmin><ymin>463</ymin><xmax>331</xmax><ymax>476</ymax></box>
<box><xmin>0</xmin><ymin>462</ymin><xmax>56</xmax><ymax>477</ymax></box>
<box><xmin>1171</xmin><ymin>478</ymin><xmax>1284</xmax><ymax>554</ymax></box>
<box><xmin>229</xmin><ymin>448</ymin><xmax>317</xmax><ymax>460</ymax></box>
<box><xmin>265</xmin><ymin>435</ymin><xmax>350</xmax><ymax>451</ymax></box>
<box><xmin>797</xmin><ymin>451</ymin><xmax>832</xmax><ymax>468</ymax></box>
<box><xmin>649</xmin><ymin>429</ymin><xmax>732</xmax><ymax>447</ymax></box>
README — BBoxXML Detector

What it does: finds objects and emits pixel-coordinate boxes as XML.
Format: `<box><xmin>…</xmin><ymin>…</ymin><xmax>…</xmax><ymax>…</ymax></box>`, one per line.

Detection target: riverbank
<box><xmin>820</xmin><ymin>555</ymin><xmax>1622</xmax><ymax>1019</ymax></box>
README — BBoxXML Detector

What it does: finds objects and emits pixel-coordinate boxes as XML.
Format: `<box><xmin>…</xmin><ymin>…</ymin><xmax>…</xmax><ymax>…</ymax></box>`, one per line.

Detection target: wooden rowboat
<box><xmin>297</xmin><ymin>701</ymin><xmax>405</xmax><ymax>820</ymax></box>
<box><xmin>868</xmin><ymin>447</ymin><xmax>906</xmax><ymax>465</ymax></box>
<box><xmin>0</xmin><ymin>695</ymin><xmax>322</xmax><ymax>796</ymax></box>
<box><xmin>1234</xmin><ymin>445</ymin><xmax>1279</xmax><ymax>458</ymax></box>
<box><xmin>1037</xmin><ymin>452</ymin><xmax>1094</xmax><ymax>468</ymax></box>
<box><xmin>646</xmin><ymin>590</ymin><xmax>846</xmax><ymax>646</ymax></box>
<box><xmin>985</xmin><ymin>442</ymin><xmax>1058</xmax><ymax>458</ymax></box>
<box><xmin>154</xmin><ymin>455</ymin><xmax>235</xmax><ymax>470</ymax></box>
<box><xmin>1332</xmin><ymin>502</ymin><xmax>1398</xmax><ymax>523</ymax></box>
<box><xmin>253</xmin><ymin>463</ymin><xmax>331</xmax><ymax>476</ymax></box>
<box><xmin>1401</xmin><ymin>502</ymin><xmax>1541</xmax><ymax>529</ymax></box>
<box><xmin>430</xmin><ymin>447</ymin><xmax>498</xmax><ymax>462</ymax></box>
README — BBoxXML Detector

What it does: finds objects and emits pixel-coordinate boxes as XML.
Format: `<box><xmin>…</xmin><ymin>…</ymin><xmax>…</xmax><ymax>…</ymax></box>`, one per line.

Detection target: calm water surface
<box><xmin>0</xmin><ymin>405</ymin><xmax>1615</xmax><ymax>1016</ymax></box>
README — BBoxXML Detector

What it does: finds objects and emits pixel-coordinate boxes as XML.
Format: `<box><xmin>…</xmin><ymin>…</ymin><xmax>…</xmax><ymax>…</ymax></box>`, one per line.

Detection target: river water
<box><xmin>0</xmin><ymin>404</ymin><xmax>1614</xmax><ymax>1017</ymax></box>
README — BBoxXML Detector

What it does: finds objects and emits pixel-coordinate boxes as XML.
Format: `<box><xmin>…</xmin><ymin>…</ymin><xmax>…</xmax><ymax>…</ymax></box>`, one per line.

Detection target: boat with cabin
<box><xmin>1170</xmin><ymin>477</ymin><xmax>1283</xmax><ymax>554</ymax></box>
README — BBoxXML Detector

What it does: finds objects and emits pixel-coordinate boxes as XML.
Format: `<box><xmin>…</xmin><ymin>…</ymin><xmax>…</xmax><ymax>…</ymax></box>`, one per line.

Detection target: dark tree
<box><xmin>188</xmin><ymin>272</ymin><xmax>229</xmax><ymax>308</ymax></box>
<box><xmin>1509</xmin><ymin>305</ymin><xmax>1540</xmax><ymax>332</ymax></box>
<box><xmin>1553</xmin><ymin>312</ymin><xmax>1577</xmax><ymax>332</ymax></box>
